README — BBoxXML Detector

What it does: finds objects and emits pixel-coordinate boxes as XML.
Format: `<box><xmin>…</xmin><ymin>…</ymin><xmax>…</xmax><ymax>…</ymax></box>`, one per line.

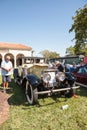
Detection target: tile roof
<box><xmin>0</xmin><ymin>42</ymin><xmax>32</xmax><ymax>51</ymax></box>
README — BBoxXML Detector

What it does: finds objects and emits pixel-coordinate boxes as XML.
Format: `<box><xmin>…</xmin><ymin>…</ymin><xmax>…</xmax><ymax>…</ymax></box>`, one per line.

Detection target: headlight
<box><xmin>42</xmin><ymin>73</ymin><xmax>51</xmax><ymax>82</ymax></box>
<box><xmin>56</xmin><ymin>72</ymin><xmax>65</xmax><ymax>81</ymax></box>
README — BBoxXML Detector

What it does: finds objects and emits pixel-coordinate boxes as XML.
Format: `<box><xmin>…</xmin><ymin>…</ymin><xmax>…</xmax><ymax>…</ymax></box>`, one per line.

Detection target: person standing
<box><xmin>55</xmin><ymin>61</ymin><xmax>65</xmax><ymax>72</ymax></box>
<box><xmin>1</xmin><ymin>55</ymin><xmax>13</xmax><ymax>92</ymax></box>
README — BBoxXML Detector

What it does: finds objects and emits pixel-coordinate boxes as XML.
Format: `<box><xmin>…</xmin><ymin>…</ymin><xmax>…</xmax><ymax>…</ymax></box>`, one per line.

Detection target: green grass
<box><xmin>0</xmin><ymin>76</ymin><xmax>87</xmax><ymax>130</ymax></box>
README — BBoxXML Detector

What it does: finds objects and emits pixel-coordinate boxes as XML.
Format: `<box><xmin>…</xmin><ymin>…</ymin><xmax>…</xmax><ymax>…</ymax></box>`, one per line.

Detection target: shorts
<box><xmin>2</xmin><ymin>75</ymin><xmax>11</xmax><ymax>82</ymax></box>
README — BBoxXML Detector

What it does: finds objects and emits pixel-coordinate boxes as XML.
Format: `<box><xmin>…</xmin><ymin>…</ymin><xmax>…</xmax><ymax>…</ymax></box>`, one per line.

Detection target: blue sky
<box><xmin>0</xmin><ymin>0</ymin><xmax>87</xmax><ymax>56</ymax></box>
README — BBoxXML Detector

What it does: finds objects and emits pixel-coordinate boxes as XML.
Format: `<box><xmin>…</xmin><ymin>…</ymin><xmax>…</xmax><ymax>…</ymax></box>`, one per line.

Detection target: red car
<box><xmin>72</xmin><ymin>65</ymin><xmax>87</xmax><ymax>86</ymax></box>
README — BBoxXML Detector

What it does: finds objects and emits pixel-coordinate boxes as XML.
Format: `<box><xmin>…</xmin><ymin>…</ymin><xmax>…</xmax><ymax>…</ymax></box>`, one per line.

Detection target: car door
<box><xmin>76</xmin><ymin>67</ymin><xmax>87</xmax><ymax>85</ymax></box>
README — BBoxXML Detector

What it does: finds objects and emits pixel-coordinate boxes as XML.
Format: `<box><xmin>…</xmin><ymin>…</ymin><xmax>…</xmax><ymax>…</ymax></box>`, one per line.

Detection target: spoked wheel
<box><xmin>25</xmin><ymin>81</ymin><xmax>38</xmax><ymax>105</ymax></box>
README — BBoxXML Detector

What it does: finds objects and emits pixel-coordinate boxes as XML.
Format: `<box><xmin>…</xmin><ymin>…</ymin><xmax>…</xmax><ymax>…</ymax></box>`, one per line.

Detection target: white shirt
<box><xmin>1</xmin><ymin>60</ymin><xmax>13</xmax><ymax>76</ymax></box>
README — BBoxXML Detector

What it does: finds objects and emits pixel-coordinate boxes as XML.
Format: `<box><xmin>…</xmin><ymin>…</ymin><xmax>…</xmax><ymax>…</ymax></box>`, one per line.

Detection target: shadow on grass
<box><xmin>35</xmin><ymin>94</ymin><xmax>68</xmax><ymax>108</ymax></box>
<box><xmin>7</xmin><ymin>78</ymin><xmax>27</xmax><ymax>106</ymax></box>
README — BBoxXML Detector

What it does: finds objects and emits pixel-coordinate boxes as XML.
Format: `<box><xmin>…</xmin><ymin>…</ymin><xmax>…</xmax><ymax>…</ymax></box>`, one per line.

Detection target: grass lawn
<box><xmin>0</xmin><ymin>76</ymin><xmax>87</xmax><ymax>130</ymax></box>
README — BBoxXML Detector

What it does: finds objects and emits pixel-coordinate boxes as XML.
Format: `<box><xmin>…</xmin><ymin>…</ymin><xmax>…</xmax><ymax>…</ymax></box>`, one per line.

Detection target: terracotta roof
<box><xmin>0</xmin><ymin>42</ymin><xmax>32</xmax><ymax>51</ymax></box>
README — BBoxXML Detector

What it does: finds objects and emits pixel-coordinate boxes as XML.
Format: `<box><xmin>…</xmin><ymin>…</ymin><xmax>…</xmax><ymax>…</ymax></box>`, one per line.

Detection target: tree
<box><xmin>40</xmin><ymin>50</ymin><xmax>60</xmax><ymax>60</ymax></box>
<box><xmin>66</xmin><ymin>46</ymin><xmax>75</xmax><ymax>55</ymax></box>
<box><xmin>69</xmin><ymin>4</ymin><xmax>87</xmax><ymax>55</ymax></box>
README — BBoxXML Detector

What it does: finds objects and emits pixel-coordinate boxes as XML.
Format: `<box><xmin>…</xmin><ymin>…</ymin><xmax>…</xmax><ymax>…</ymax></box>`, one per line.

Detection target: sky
<box><xmin>0</xmin><ymin>0</ymin><xmax>87</xmax><ymax>56</ymax></box>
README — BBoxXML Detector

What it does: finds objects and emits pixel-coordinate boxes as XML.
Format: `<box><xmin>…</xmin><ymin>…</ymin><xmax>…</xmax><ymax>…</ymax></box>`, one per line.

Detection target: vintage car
<box><xmin>13</xmin><ymin>57</ymin><xmax>79</xmax><ymax>105</ymax></box>
<box><xmin>72</xmin><ymin>64</ymin><xmax>87</xmax><ymax>87</ymax></box>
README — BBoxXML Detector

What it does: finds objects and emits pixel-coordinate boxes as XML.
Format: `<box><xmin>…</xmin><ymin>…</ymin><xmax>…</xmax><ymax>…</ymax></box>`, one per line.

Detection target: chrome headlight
<box><xmin>42</xmin><ymin>73</ymin><xmax>51</xmax><ymax>82</ymax></box>
<box><xmin>56</xmin><ymin>72</ymin><xmax>65</xmax><ymax>81</ymax></box>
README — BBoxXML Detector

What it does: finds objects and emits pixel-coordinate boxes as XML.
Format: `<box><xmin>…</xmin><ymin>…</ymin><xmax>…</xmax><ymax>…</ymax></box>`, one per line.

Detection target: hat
<box><xmin>55</xmin><ymin>61</ymin><xmax>60</xmax><ymax>65</ymax></box>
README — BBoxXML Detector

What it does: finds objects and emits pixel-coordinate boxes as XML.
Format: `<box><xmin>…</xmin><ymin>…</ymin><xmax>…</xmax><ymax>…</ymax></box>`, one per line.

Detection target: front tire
<box><xmin>25</xmin><ymin>81</ymin><xmax>38</xmax><ymax>104</ymax></box>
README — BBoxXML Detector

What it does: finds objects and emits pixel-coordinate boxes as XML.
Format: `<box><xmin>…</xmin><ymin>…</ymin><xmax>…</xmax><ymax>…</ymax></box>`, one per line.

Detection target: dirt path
<box><xmin>0</xmin><ymin>91</ymin><xmax>10</xmax><ymax>125</ymax></box>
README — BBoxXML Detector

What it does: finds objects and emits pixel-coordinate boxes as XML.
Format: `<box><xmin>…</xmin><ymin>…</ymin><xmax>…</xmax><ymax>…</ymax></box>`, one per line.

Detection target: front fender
<box><xmin>26</xmin><ymin>74</ymin><xmax>41</xmax><ymax>87</ymax></box>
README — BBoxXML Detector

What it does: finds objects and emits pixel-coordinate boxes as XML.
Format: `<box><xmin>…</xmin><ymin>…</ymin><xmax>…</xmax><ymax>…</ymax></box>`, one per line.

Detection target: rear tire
<box><xmin>25</xmin><ymin>81</ymin><xmax>38</xmax><ymax>104</ymax></box>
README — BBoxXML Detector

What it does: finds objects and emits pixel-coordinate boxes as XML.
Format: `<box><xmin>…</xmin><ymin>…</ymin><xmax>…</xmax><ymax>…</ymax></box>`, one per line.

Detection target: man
<box><xmin>55</xmin><ymin>61</ymin><xmax>65</xmax><ymax>72</ymax></box>
<box><xmin>1</xmin><ymin>55</ymin><xmax>13</xmax><ymax>92</ymax></box>
<box><xmin>55</xmin><ymin>61</ymin><xmax>78</xmax><ymax>98</ymax></box>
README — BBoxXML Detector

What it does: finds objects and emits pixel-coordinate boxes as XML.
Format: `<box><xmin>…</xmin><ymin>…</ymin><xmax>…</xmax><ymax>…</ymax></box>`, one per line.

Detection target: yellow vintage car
<box><xmin>13</xmin><ymin>56</ymin><xmax>79</xmax><ymax>105</ymax></box>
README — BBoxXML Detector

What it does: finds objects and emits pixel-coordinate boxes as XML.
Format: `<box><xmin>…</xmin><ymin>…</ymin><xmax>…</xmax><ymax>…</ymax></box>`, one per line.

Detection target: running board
<box><xmin>75</xmin><ymin>82</ymin><xmax>87</xmax><ymax>88</ymax></box>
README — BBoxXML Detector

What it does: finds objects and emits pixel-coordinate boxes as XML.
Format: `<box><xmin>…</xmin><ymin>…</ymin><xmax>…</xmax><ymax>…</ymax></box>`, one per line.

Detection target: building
<box><xmin>0</xmin><ymin>42</ymin><xmax>32</xmax><ymax>68</ymax></box>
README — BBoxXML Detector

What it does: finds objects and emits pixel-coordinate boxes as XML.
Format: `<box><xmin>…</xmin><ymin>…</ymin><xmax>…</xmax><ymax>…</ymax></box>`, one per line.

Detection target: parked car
<box><xmin>72</xmin><ymin>64</ymin><xmax>87</xmax><ymax>86</ymax></box>
<box><xmin>13</xmin><ymin>57</ymin><xmax>79</xmax><ymax>105</ymax></box>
